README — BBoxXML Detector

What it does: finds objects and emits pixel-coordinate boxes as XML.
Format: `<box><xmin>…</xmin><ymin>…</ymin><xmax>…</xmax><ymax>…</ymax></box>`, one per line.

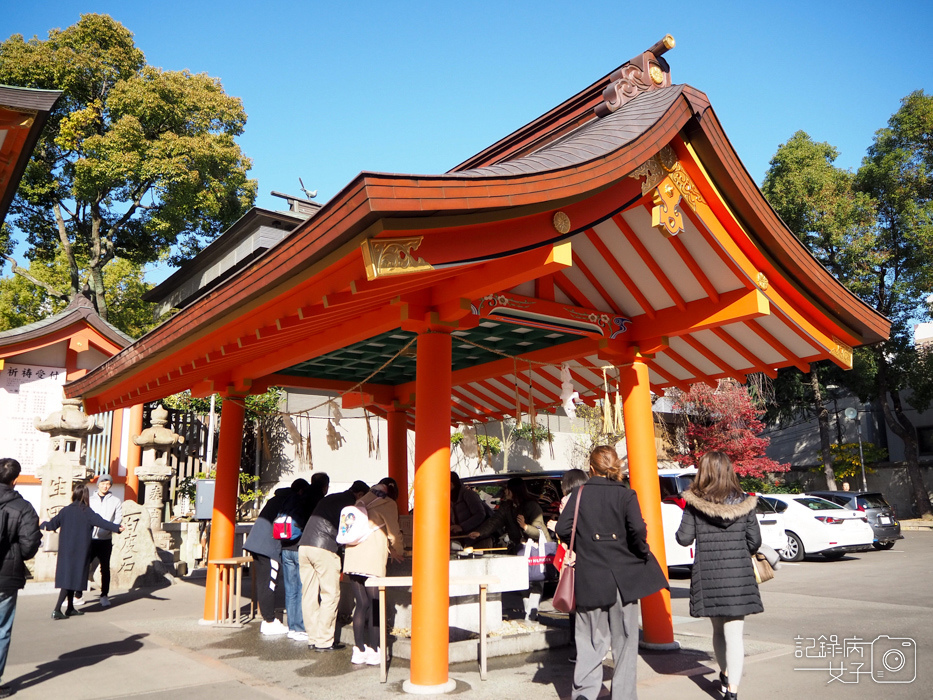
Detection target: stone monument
<box><xmin>111</xmin><ymin>500</ymin><xmax>168</xmax><ymax>589</ymax></box>
<box><xmin>132</xmin><ymin>404</ymin><xmax>184</xmax><ymax>550</ymax></box>
<box><xmin>33</xmin><ymin>397</ymin><xmax>100</xmax><ymax>581</ymax></box>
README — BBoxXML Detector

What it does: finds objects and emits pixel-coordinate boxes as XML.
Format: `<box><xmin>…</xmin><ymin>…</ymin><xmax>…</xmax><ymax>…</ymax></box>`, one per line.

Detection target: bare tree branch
<box><xmin>2</xmin><ymin>255</ymin><xmax>70</xmax><ymax>301</ymax></box>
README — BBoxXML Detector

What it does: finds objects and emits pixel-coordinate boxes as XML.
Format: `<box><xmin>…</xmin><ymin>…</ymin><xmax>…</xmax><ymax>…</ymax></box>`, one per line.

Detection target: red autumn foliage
<box><xmin>672</xmin><ymin>380</ymin><xmax>789</xmax><ymax>478</ymax></box>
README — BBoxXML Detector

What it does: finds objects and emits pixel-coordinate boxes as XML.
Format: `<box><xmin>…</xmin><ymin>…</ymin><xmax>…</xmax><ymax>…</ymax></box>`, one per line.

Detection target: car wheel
<box><xmin>873</xmin><ymin>541</ymin><xmax>896</xmax><ymax>550</ymax></box>
<box><xmin>781</xmin><ymin>531</ymin><xmax>804</xmax><ymax>562</ymax></box>
<box><xmin>822</xmin><ymin>551</ymin><xmax>845</xmax><ymax>560</ymax></box>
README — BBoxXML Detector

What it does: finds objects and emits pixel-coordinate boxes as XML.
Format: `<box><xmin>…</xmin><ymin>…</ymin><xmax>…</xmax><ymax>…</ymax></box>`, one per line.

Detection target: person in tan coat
<box><xmin>342</xmin><ymin>478</ymin><xmax>404</xmax><ymax>665</ymax></box>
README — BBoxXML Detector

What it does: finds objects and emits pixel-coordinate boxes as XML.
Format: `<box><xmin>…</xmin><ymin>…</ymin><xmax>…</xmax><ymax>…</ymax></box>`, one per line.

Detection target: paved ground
<box><xmin>4</xmin><ymin>531</ymin><xmax>931</xmax><ymax>699</ymax></box>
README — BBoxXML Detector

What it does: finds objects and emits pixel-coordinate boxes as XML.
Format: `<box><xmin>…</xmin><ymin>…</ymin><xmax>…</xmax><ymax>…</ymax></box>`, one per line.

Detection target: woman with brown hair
<box><xmin>41</xmin><ymin>483</ymin><xmax>123</xmax><ymax>619</ymax></box>
<box><xmin>556</xmin><ymin>446</ymin><xmax>668</xmax><ymax>700</ymax></box>
<box><xmin>675</xmin><ymin>451</ymin><xmax>762</xmax><ymax>700</ymax></box>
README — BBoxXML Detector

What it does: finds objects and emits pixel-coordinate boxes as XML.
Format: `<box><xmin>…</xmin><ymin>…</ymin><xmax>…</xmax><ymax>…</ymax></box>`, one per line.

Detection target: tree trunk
<box><xmin>877</xmin><ymin>369</ymin><xmax>933</xmax><ymax>518</ymax></box>
<box><xmin>811</xmin><ymin>369</ymin><xmax>837</xmax><ymax>490</ymax></box>
<box><xmin>88</xmin><ymin>264</ymin><xmax>109</xmax><ymax>321</ymax></box>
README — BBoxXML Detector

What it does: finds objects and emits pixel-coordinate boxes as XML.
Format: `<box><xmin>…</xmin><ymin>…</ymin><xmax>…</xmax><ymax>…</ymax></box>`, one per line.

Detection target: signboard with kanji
<box><xmin>0</xmin><ymin>363</ymin><xmax>67</xmax><ymax>476</ymax></box>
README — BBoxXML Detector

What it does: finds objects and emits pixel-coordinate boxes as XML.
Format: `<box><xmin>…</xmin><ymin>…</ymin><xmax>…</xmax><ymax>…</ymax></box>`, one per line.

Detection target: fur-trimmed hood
<box><xmin>683</xmin><ymin>490</ymin><xmax>757</xmax><ymax>524</ymax></box>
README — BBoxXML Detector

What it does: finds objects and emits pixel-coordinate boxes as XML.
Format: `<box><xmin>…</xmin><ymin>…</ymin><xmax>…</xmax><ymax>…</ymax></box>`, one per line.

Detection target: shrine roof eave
<box><xmin>0</xmin><ymin>85</ymin><xmax>62</xmax><ymax>224</ymax></box>
<box><xmin>679</xmin><ymin>107</ymin><xmax>890</xmax><ymax>346</ymax></box>
<box><xmin>0</xmin><ymin>293</ymin><xmax>132</xmax><ymax>356</ymax></box>
<box><xmin>63</xmin><ymin>89</ymin><xmax>704</xmax><ymax>405</ymax></box>
<box><xmin>64</xmin><ymin>85</ymin><xmax>888</xmax><ymax>410</ymax></box>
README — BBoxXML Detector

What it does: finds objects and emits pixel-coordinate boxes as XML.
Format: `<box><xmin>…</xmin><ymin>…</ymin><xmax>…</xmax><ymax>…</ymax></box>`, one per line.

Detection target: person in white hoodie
<box><xmin>75</xmin><ymin>474</ymin><xmax>122</xmax><ymax>608</ymax></box>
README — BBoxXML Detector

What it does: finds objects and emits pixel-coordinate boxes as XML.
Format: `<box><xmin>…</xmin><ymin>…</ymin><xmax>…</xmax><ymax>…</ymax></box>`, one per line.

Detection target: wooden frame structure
<box><xmin>66</xmin><ymin>37</ymin><xmax>888</xmax><ymax>691</ymax></box>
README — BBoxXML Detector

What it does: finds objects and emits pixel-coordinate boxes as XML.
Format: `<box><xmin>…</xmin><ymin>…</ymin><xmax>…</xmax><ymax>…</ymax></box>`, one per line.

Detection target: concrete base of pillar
<box><xmin>639</xmin><ymin>640</ymin><xmax>681</xmax><ymax>651</ymax></box>
<box><xmin>402</xmin><ymin>679</ymin><xmax>457</xmax><ymax>695</ymax></box>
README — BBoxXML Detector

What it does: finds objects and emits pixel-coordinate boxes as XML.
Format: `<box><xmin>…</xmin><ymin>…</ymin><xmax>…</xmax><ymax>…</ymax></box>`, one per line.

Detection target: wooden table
<box><xmin>208</xmin><ymin>556</ymin><xmax>254</xmax><ymax>626</ymax></box>
<box><xmin>365</xmin><ymin>575</ymin><xmax>500</xmax><ymax>683</ymax></box>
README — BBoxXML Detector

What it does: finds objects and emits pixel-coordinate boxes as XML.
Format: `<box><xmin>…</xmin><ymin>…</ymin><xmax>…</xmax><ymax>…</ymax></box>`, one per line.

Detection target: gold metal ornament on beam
<box><xmin>361</xmin><ymin>237</ymin><xmax>434</xmax><ymax>280</ymax></box>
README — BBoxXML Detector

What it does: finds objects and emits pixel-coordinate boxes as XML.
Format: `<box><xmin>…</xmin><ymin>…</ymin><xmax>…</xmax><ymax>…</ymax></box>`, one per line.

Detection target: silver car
<box><xmin>807</xmin><ymin>490</ymin><xmax>903</xmax><ymax>550</ymax></box>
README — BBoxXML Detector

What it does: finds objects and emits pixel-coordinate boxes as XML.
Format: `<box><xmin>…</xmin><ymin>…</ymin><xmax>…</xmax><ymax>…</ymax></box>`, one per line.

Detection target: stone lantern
<box><xmin>33</xmin><ymin>397</ymin><xmax>101</xmax><ymax>580</ymax></box>
<box><xmin>132</xmin><ymin>405</ymin><xmax>184</xmax><ymax>549</ymax></box>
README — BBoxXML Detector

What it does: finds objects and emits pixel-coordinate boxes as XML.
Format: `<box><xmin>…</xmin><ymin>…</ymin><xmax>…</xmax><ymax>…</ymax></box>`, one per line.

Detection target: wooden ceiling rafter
<box><xmin>658</xmin><ymin>346</ymin><xmax>717</xmax><ymax>388</ymax></box>
<box><xmin>455</xmin><ymin>384</ymin><xmax>514</xmax><ymax>416</ymax></box>
<box><xmin>553</xmin><ymin>271</ymin><xmax>593</xmax><ymax>309</ymax></box>
<box><xmin>745</xmin><ymin>320</ymin><xmax>810</xmax><ymax>374</ymax></box>
<box><xmin>612</xmin><ymin>212</ymin><xmax>687</xmax><ymax>312</ymax></box>
<box><xmin>582</xmin><ymin>228</ymin><xmax>655</xmax><ymax>319</ymax></box>
<box><xmin>710</xmin><ymin>327</ymin><xmax>777</xmax><ymax>378</ymax></box>
<box><xmin>570</xmin><ymin>251</ymin><xmax>624</xmax><ymax>315</ymax></box>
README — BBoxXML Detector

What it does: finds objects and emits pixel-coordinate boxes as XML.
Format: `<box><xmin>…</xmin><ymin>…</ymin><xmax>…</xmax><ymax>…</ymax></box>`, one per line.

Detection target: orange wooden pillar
<box><xmin>202</xmin><ymin>396</ymin><xmax>246</xmax><ymax>621</ymax></box>
<box><xmin>125</xmin><ymin>403</ymin><xmax>144</xmax><ymax>502</ymax></box>
<box><xmin>619</xmin><ymin>357</ymin><xmax>676</xmax><ymax>647</ymax></box>
<box><xmin>406</xmin><ymin>330</ymin><xmax>455</xmax><ymax>693</ymax></box>
<box><xmin>387</xmin><ymin>408</ymin><xmax>410</xmax><ymax>515</ymax></box>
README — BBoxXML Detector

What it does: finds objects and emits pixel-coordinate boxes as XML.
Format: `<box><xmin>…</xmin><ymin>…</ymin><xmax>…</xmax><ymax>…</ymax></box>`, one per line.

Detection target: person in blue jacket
<box><xmin>41</xmin><ymin>483</ymin><xmax>123</xmax><ymax>619</ymax></box>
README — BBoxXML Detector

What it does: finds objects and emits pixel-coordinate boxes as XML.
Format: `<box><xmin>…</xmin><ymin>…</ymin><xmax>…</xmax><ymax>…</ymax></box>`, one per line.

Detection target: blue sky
<box><xmin>5</xmin><ymin>1</ymin><xmax>933</xmax><ymax>281</ymax></box>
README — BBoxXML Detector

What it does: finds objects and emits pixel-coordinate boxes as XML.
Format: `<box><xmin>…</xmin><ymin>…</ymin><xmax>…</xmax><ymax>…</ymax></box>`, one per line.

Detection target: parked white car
<box><xmin>659</xmin><ymin>468</ymin><xmax>787</xmax><ymax>565</ymax></box>
<box><xmin>759</xmin><ymin>494</ymin><xmax>874</xmax><ymax>561</ymax></box>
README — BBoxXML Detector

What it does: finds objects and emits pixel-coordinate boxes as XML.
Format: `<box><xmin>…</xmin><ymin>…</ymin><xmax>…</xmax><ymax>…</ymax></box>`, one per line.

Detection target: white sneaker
<box><xmin>260</xmin><ymin>619</ymin><xmax>289</xmax><ymax>636</ymax></box>
<box><xmin>365</xmin><ymin>646</ymin><xmax>382</xmax><ymax>666</ymax></box>
<box><xmin>74</xmin><ymin>596</ymin><xmax>85</xmax><ymax>606</ymax></box>
<box><xmin>287</xmin><ymin>630</ymin><xmax>308</xmax><ymax>641</ymax></box>
<box><xmin>99</xmin><ymin>595</ymin><xmax>111</xmax><ymax>608</ymax></box>
<box><xmin>351</xmin><ymin>646</ymin><xmax>368</xmax><ymax>665</ymax></box>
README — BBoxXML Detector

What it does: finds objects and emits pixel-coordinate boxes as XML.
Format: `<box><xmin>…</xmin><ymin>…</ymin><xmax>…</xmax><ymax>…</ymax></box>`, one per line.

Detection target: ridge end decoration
<box><xmin>595</xmin><ymin>34</ymin><xmax>675</xmax><ymax>118</ymax></box>
<box><xmin>361</xmin><ymin>236</ymin><xmax>434</xmax><ymax>281</ymax></box>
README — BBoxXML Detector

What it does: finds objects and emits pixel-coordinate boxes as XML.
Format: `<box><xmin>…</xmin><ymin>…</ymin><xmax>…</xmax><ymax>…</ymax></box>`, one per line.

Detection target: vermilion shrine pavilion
<box><xmin>67</xmin><ymin>37</ymin><xmax>889</xmax><ymax>692</ymax></box>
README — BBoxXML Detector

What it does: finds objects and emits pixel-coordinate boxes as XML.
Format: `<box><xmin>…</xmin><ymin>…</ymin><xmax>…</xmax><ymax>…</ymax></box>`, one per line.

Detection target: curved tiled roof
<box><xmin>455</xmin><ymin>86</ymin><xmax>684</xmax><ymax>178</ymax></box>
<box><xmin>0</xmin><ymin>292</ymin><xmax>133</xmax><ymax>349</ymax></box>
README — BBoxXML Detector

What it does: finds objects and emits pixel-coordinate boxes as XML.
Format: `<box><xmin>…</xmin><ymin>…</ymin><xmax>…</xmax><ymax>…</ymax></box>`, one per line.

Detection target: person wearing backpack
<box><xmin>243</xmin><ymin>485</ymin><xmax>293</xmax><ymax>636</ymax></box>
<box><xmin>342</xmin><ymin>478</ymin><xmax>404</xmax><ymax>665</ymax></box>
<box><xmin>0</xmin><ymin>458</ymin><xmax>41</xmax><ymax>698</ymax></box>
<box><xmin>298</xmin><ymin>480</ymin><xmax>369</xmax><ymax>652</ymax></box>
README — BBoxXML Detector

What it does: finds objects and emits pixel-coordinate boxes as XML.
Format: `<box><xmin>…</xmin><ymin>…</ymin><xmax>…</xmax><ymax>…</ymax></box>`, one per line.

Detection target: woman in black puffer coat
<box><xmin>676</xmin><ymin>452</ymin><xmax>762</xmax><ymax>700</ymax></box>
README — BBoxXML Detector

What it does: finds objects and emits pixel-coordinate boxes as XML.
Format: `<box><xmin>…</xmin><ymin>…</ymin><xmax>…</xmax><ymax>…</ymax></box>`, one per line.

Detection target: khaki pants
<box><xmin>299</xmin><ymin>546</ymin><xmax>341</xmax><ymax>648</ymax></box>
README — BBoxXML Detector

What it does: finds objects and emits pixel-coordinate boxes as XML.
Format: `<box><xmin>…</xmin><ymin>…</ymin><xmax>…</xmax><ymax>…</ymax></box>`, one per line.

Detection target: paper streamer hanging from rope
<box><xmin>560</xmin><ymin>363</ymin><xmax>579</xmax><ymax>419</ymax></box>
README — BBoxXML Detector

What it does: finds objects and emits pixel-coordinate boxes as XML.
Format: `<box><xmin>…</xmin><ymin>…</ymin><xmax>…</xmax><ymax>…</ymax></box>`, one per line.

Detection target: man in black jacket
<box><xmin>0</xmin><ymin>458</ymin><xmax>41</xmax><ymax>698</ymax></box>
<box><xmin>297</xmin><ymin>480</ymin><xmax>368</xmax><ymax>652</ymax></box>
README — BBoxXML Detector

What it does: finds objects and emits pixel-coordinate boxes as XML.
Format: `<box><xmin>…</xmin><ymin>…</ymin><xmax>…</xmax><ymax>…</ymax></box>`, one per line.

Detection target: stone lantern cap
<box><xmin>34</xmin><ymin>397</ymin><xmax>101</xmax><ymax>437</ymax></box>
<box><xmin>133</xmin><ymin>405</ymin><xmax>185</xmax><ymax>450</ymax></box>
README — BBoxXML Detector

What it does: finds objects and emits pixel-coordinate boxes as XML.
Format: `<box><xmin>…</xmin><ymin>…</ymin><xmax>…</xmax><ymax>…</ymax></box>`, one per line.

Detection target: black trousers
<box><xmin>88</xmin><ymin>538</ymin><xmax>113</xmax><ymax>596</ymax></box>
<box><xmin>252</xmin><ymin>554</ymin><xmax>279</xmax><ymax>622</ymax></box>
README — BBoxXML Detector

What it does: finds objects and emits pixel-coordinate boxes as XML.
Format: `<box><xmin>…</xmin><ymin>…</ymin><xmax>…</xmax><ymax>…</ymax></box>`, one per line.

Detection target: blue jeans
<box><xmin>0</xmin><ymin>591</ymin><xmax>17</xmax><ymax>681</ymax></box>
<box><xmin>280</xmin><ymin>549</ymin><xmax>304</xmax><ymax>632</ymax></box>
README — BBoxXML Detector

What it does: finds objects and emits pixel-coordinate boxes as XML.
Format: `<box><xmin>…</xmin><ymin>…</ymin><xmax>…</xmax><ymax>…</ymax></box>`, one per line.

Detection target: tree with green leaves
<box><xmin>0</xmin><ymin>14</ymin><xmax>256</xmax><ymax>322</ymax></box>
<box><xmin>762</xmin><ymin>131</ymin><xmax>877</xmax><ymax>491</ymax></box>
<box><xmin>762</xmin><ymin>93</ymin><xmax>933</xmax><ymax>518</ymax></box>
<box><xmin>0</xmin><ymin>254</ymin><xmax>167</xmax><ymax>337</ymax></box>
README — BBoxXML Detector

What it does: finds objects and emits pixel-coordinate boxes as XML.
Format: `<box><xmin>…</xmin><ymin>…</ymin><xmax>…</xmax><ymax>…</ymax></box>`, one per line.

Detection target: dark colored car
<box><xmin>460</xmin><ymin>471</ymin><xmax>565</xmax><ymax>522</ymax></box>
<box><xmin>807</xmin><ymin>490</ymin><xmax>903</xmax><ymax>549</ymax></box>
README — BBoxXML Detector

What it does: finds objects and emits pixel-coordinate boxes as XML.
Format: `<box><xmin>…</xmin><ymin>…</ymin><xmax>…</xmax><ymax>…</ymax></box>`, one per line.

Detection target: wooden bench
<box><xmin>208</xmin><ymin>556</ymin><xmax>254</xmax><ymax>626</ymax></box>
<box><xmin>365</xmin><ymin>575</ymin><xmax>500</xmax><ymax>683</ymax></box>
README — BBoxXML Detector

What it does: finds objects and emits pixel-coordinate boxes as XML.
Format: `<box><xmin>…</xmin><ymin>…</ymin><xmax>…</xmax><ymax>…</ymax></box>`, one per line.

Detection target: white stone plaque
<box><xmin>0</xmin><ymin>363</ymin><xmax>66</xmax><ymax>476</ymax></box>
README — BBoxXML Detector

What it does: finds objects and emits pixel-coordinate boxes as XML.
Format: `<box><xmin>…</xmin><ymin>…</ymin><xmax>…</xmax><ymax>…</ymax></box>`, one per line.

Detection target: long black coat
<box><xmin>556</xmin><ymin>477</ymin><xmax>668</xmax><ymax>608</ymax></box>
<box><xmin>675</xmin><ymin>490</ymin><xmax>763</xmax><ymax>618</ymax></box>
<box><xmin>43</xmin><ymin>502</ymin><xmax>121</xmax><ymax>590</ymax></box>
